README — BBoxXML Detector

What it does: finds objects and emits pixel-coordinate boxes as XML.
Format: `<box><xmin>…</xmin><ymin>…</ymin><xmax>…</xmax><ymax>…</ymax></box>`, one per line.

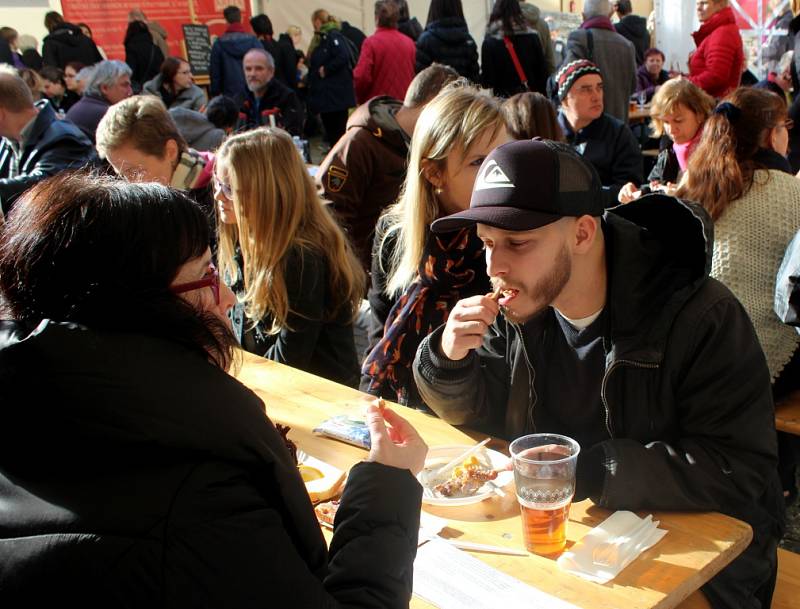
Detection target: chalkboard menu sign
<box><xmin>182</xmin><ymin>24</ymin><xmax>211</xmax><ymax>77</ymax></box>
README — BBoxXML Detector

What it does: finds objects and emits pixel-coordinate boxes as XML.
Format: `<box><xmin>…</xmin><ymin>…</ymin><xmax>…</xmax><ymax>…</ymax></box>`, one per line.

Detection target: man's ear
<box><xmin>164</xmin><ymin>139</ymin><xmax>180</xmax><ymax>165</ymax></box>
<box><xmin>573</xmin><ymin>215</ymin><xmax>599</xmax><ymax>253</ymax></box>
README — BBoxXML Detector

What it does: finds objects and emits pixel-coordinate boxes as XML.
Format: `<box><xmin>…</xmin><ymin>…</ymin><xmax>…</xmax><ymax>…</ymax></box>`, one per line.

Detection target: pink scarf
<box><xmin>673</xmin><ymin>127</ymin><xmax>703</xmax><ymax>172</ymax></box>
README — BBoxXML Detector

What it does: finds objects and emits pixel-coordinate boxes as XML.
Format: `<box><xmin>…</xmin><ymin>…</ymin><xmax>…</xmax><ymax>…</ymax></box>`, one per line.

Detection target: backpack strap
<box><xmin>503</xmin><ymin>36</ymin><xmax>530</xmax><ymax>91</ymax></box>
<box><xmin>586</xmin><ymin>29</ymin><xmax>594</xmax><ymax>62</ymax></box>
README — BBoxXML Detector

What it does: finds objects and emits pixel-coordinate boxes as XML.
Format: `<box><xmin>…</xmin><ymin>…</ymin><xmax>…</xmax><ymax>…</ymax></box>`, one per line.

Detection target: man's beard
<box><xmin>247</xmin><ymin>82</ymin><xmax>266</xmax><ymax>94</ymax></box>
<box><xmin>502</xmin><ymin>244</ymin><xmax>572</xmax><ymax>324</ymax></box>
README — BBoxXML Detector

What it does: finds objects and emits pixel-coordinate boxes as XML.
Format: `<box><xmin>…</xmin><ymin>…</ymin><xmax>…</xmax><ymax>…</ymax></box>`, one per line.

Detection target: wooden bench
<box><xmin>676</xmin><ymin>548</ymin><xmax>800</xmax><ymax>609</ymax></box>
<box><xmin>775</xmin><ymin>390</ymin><xmax>800</xmax><ymax>435</ymax></box>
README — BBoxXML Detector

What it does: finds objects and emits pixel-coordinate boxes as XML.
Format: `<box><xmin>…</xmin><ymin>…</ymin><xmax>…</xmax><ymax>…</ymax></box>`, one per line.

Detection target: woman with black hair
<box><xmin>0</xmin><ymin>172</ymin><xmax>426</xmax><ymax>607</ymax></box>
<box><xmin>124</xmin><ymin>19</ymin><xmax>164</xmax><ymax>91</ymax></box>
<box><xmin>143</xmin><ymin>56</ymin><xmax>207</xmax><ymax>111</ymax></box>
<box><xmin>481</xmin><ymin>0</ymin><xmax>547</xmax><ymax>97</ymax></box>
<box><xmin>415</xmin><ymin>0</ymin><xmax>479</xmax><ymax>82</ymax></box>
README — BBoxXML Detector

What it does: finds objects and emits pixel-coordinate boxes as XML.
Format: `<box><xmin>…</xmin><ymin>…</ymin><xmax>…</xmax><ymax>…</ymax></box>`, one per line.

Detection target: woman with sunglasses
<box><xmin>214</xmin><ymin>127</ymin><xmax>366</xmax><ymax>386</ymax></box>
<box><xmin>679</xmin><ymin>86</ymin><xmax>800</xmax><ymax>506</ymax></box>
<box><xmin>0</xmin><ymin>172</ymin><xmax>426</xmax><ymax>607</ymax></box>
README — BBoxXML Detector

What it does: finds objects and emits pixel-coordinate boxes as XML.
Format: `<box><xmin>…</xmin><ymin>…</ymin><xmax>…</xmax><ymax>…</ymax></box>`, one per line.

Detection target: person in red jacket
<box><xmin>689</xmin><ymin>0</ymin><xmax>744</xmax><ymax>98</ymax></box>
<box><xmin>353</xmin><ymin>0</ymin><xmax>416</xmax><ymax>105</ymax></box>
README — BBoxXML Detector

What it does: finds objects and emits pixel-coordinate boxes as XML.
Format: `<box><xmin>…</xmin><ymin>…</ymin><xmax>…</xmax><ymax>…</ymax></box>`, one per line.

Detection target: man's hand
<box><xmin>318</xmin><ymin>66</ymin><xmax>326</xmax><ymax>78</ymax></box>
<box><xmin>440</xmin><ymin>294</ymin><xmax>500</xmax><ymax>361</ymax></box>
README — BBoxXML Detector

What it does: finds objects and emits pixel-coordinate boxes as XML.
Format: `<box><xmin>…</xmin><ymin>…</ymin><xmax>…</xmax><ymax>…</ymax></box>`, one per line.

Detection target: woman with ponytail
<box><xmin>679</xmin><ymin>86</ymin><xmax>800</xmax><ymax>503</ymax></box>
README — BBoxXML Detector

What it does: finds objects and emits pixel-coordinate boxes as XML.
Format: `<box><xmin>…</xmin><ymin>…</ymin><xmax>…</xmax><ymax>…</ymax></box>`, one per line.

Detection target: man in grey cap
<box><xmin>413</xmin><ymin>139</ymin><xmax>783</xmax><ymax>609</ymax></box>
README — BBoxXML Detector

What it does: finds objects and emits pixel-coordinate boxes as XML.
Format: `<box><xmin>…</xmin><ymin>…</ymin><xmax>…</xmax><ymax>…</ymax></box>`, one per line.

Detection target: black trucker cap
<box><xmin>430</xmin><ymin>138</ymin><xmax>603</xmax><ymax>233</ymax></box>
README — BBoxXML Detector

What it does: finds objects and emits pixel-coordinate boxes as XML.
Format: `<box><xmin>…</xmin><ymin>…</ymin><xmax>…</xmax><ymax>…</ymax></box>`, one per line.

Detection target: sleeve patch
<box><xmin>327</xmin><ymin>166</ymin><xmax>349</xmax><ymax>192</ymax></box>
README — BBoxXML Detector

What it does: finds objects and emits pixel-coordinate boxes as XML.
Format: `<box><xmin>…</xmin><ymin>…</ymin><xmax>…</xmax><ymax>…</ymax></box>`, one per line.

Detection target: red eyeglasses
<box><xmin>171</xmin><ymin>264</ymin><xmax>220</xmax><ymax>305</ymax></box>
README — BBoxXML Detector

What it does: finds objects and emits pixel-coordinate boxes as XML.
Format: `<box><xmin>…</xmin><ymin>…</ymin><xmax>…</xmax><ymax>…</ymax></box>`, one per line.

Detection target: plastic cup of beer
<box><xmin>509</xmin><ymin>433</ymin><xmax>580</xmax><ymax>557</ymax></box>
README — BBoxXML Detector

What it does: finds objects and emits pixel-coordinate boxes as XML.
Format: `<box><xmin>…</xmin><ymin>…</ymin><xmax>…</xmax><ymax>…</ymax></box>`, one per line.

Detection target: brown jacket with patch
<box><xmin>317</xmin><ymin>96</ymin><xmax>409</xmax><ymax>271</ymax></box>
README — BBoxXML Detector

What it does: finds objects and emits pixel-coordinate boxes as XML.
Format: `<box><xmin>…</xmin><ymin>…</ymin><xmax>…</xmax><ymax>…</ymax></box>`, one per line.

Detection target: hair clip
<box><xmin>714</xmin><ymin>101</ymin><xmax>741</xmax><ymax>123</ymax></box>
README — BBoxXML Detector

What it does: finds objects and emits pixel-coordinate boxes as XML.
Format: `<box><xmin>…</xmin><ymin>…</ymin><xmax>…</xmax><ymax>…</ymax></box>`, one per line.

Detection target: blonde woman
<box><xmin>362</xmin><ymin>83</ymin><xmax>510</xmax><ymax>407</ymax></box>
<box><xmin>215</xmin><ymin>127</ymin><xmax>365</xmax><ymax>386</ymax></box>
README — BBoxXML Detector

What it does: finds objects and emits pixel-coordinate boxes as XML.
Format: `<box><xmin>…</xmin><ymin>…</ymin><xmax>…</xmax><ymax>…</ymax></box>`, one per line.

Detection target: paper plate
<box><xmin>418</xmin><ymin>445</ymin><xmax>513</xmax><ymax>506</ymax></box>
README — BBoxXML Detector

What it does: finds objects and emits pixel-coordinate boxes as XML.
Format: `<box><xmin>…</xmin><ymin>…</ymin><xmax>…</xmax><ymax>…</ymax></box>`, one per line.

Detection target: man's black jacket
<box><xmin>414</xmin><ymin>196</ymin><xmax>784</xmax><ymax>609</ymax></box>
<box><xmin>559</xmin><ymin>111</ymin><xmax>643</xmax><ymax>207</ymax></box>
<box><xmin>0</xmin><ymin>100</ymin><xmax>94</xmax><ymax>216</ymax></box>
<box><xmin>236</xmin><ymin>79</ymin><xmax>304</xmax><ymax>136</ymax></box>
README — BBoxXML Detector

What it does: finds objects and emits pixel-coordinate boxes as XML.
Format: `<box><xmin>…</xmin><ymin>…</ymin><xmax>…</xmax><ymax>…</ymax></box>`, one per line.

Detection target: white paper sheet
<box><xmin>413</xmin><ymin>539</ymin><xmax>582</xmax><ymax>609</ymax></box>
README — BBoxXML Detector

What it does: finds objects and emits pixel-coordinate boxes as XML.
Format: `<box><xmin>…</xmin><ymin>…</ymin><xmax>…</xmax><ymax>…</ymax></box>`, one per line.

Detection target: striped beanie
<box><xmin>555</xmin><ymin>60</ymin><xmax>603</xmax><ymax>102</ymax></box>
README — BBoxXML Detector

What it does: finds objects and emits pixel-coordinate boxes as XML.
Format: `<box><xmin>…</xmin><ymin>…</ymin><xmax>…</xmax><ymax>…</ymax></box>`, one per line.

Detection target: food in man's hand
<box><xmin>432</xmin><ymin>455</ymin><xmax>498</xmax><ymax>497</ymax></box>
<box><xmin>314</xmin><ymin>500</ymin><xmax>340</xmax><ymax>528</ymax></box>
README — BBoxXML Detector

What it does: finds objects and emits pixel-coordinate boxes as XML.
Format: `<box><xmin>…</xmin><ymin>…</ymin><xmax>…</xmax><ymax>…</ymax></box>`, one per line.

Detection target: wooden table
<box><xmin>629</xmin><ymin>105</ymin><xmax>652</xmax><ymax>123</ymax></box>
<box><xmin>234</xmin><ymin>352</ymin><xmax>752</xmax><ymax>609</ymax></box>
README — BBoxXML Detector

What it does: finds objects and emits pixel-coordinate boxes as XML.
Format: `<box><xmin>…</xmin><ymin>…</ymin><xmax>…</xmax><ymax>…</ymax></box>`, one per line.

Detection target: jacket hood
<box><xmin>218</xmin><ymin>33</ymin><xmax>259</xmax><ymax>58</ymax></box>
<box><xmin>25</xmin><ymin>99</ymin><xmax>58</xmax><ymax>145</ymax></box>
<box><xmin>43</xmin><ymin>23</ymin><xmax>85</xmax><ymax>47</ymax></box>
<box><xmin>346</xmin><ymin>96</ymin><xmax>407</xmax><ymax>154</ymax></box>
<box><xmin>427</xmin><ymin>17</ymin><xmax>472</xmax><ymax>43</ymax></box>
<box><xmin>142</xmin><ymin>73</ymin><xmax>164</xmax><ymax>94</ymax></box>
<box><xmin>616</xmin><ymin>14</ymin><xmax>648</xmax><ymax>37</ymax></box>
<box><xmin>169</xmin><ymin>107</ymin><xmax>223</xmax><ymax>146</ymax></box>
<box><xmin>520</xmin><ymin>2</ymin><xmax>541</xmax><ymax>24</ymax></box>
<box><xmin>693</xmin><ymin>6</ymin><xmax>737</xmax><ymax>45</ymax></box>
<box><xmin>603</xmin><ymin>195</ymin><xmax>713</xmax><ymax>359</ymax></box>
<box><xmin>486</xmin><ymin>19</ymin><xmax>536</xmax><ymax>39</ymax></box>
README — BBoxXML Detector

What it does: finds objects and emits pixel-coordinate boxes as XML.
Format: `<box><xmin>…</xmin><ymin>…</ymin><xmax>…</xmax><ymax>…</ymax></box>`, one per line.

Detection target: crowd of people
<box><xmin>1</xmin><ymin>1</ymin><xmax>800</xmax><ymax>608</ymax></box>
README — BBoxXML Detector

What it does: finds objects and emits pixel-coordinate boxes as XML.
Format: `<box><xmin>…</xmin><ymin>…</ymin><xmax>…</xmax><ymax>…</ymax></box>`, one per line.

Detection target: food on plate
<box><xmin>430</xmin><ymin>455</ymin><xmax>498</xmax><ymax>498</ymax></box>
<box><xmin>299</xmin><ymin>464</ymin><xmax>324</xmax><ymax>482</ymax></box>
<box><xmin>314</xmin><ymin>500</ymin><xmax>340</xmax><ymax>528</ymax></box>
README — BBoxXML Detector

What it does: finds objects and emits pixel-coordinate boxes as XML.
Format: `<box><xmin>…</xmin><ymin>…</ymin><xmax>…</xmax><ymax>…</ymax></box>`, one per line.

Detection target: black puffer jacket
<box><xmin>415</xmin><ymin>17</ymin><xmax>479</xmax><ymax>82</ymax></box>
<box><xmin>0</xmin><ymin>320</ymin><xmax>422</xmax><ymax>608</ymax></box>
<box><xmin>42</xmin><ymin>22</ymin><xmax>103</xmax><ymax>69</ymax></box>
<box><xmin>414</xmin><ymin>196</ymin><xmax>784</xmax><ymax>609</ymax></box>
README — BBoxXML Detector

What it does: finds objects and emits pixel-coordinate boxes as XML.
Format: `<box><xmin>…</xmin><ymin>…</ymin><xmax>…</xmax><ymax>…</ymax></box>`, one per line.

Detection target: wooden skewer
<box><xmin>489</xmin><ymin>285</ymin><xmax>503</xmax><ymax>302</ymax></box>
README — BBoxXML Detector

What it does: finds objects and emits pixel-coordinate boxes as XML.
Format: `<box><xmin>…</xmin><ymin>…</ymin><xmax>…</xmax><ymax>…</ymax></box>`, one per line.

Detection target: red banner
<box><xmin>61</xmin><ymin>0</ymin><xmax>252</xmax><ymax>61</ymax></box>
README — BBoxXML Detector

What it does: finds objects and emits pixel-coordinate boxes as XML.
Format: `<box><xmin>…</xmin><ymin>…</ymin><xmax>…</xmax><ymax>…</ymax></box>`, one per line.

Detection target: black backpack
<box><xmin>337</xmin><ymin>32</ymin><xmax>360</xmax><ymax>71</ymax></box>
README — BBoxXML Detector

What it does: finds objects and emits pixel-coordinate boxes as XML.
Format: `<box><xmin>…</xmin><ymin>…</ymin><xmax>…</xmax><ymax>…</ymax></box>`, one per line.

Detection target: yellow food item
<box><xmin>299</xmin><ymin>464</ymin><xmax>324</xmax><ymax>482</ymax></box>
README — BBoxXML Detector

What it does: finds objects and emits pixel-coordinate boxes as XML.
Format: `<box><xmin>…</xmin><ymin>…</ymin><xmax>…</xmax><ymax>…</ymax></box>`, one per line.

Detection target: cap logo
<box><xmin>474</xmin><ymin>160</ymin><xmax>515</xmax><ymax>191</ymax></box>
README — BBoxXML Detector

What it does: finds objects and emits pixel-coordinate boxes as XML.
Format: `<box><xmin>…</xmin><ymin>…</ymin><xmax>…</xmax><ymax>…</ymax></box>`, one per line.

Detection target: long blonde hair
<box><xmin>216</xmin><ymin>128</ymin><xmax>365</xmax><ymax>333</ymax></box>
<box><xmin>380</xmin><ymin>83</ymin><xmax>504</xmax><ymax>296</ymax></box>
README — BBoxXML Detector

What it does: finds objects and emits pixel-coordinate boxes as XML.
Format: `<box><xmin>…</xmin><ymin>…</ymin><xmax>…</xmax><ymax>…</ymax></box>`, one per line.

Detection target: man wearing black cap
<box><xmin>413</xmin><ymin>139</ymin><xmax>783</xmax><ymax>609</ymax></box>
<box><xmin>555</xmin><ymin>59</ymin><xmax>642</xmax><ymax>208</ymax></box>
